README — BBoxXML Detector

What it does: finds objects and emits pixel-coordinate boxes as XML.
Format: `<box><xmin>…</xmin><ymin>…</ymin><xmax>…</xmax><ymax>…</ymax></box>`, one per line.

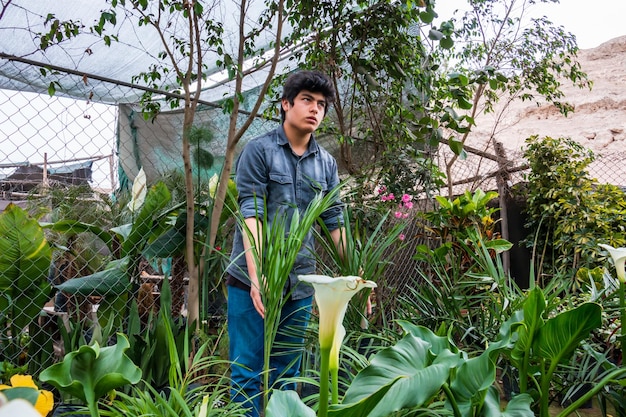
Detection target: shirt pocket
<box><xmin>268</xmin><ymin>171</ymin><xmax>295</xmax><ymax>207</ymax></box>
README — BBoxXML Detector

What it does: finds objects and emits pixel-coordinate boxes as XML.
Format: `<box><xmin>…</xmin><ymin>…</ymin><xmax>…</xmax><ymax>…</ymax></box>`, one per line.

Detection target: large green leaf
<box><xmin>398</xmin><ymin>321</ymin><xmax>456</xmax><ymax>355</ymax></box>
<box><xmin>266</xmin><ymin>390</ymin><xmax>316</xmax><ymax>417</ymax></box>
<box><xmin>482</xmin><ymin>386</ymin><xmax>533</xmax><ymax>416</ymax></box>
<box><xmin>511</xmin><ymin>287</ymin><xmax>545</xmax><ymax>364</ymax></box>
<box><xmin>42</xmin><ymin>219</ymin><xmax>115</xmax><ymax>252</ymax></box>
<box><xmin>0</xmin><ymin>204</ymin><xmax>52</xmax><ymax>332</ymax></box>
<box><xmin>40</xmin><ymin>333</ymin><xmax>142</xmax><ymax>413</ymax></box>
<box><xmin>340</xmin><ymin>335</ymin><xmax>454</xmax><ymax>417</ymax></box>
<box><xmin>55</xmin><ymin>260</ymin><xmax>130</xmax><ymax>296</ymax></box>
<box><xmin>535</xmin><ymin>302</ymin><xmax>602</xmax><ymax>365</ymax></box>
<box><xmin>450</xmin><ymin>351</ymin><xmax>497</xmax><ymax>416</ymax></box>
<box><xmin>327</xmin><ymin>378</ymin><xmax>399</xmax><ymax>417</ymax></box>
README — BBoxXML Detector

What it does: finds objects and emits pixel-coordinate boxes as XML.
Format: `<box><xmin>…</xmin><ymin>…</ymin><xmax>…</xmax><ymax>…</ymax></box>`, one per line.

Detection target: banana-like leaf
<box><xmin>0</xmin><ymin>204</ymin><xmax>52</xmax><ymax>332</ymax></box>
<box><xmin>55</xmin><ymin>262</ymin><xmax>130</xmax><ymax>296</ymax></box>
<box><xmin>42</xmin><ymin>219</ymin><xmax>115</xmax><ymax>252</ymax></box>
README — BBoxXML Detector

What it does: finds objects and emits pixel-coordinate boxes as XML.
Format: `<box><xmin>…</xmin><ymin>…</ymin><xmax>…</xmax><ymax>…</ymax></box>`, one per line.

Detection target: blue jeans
<box><xmin>228</xmin><ymin>285</ymin><xmax>312</xmax><ymax>417</ymax></box>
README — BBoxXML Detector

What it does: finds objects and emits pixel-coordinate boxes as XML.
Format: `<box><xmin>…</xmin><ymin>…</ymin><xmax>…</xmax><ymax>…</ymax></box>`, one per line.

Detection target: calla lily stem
<box><xmin>319</xmin><ymin>346</ymin><xmax>331</xmax><ymax>417</ymax></box>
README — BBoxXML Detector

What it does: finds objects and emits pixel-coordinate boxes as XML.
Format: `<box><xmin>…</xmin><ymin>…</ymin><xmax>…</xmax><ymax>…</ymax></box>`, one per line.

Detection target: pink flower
<box><xmin>403</xmin><ymin>201</ymin><xmax>413</xmax><ymax>210</ymax></box>
<box><xmin>394</xmin><ymin>211</ymin><xmax>403</xmax><ymax>219</ymax></box>
<box><xmin>401</xmin><ymin>194</ymin><xmax>412</xmax><ymax>203</ymax></box>
<box><xmin>399</xmin><ymin>234</ymin><xmax>405</xmax><ymax>241</ymax></box>
<box><xmin>387</xmin><ymin>193</ymin><xmax>395</xmax><ymax>201</ymax></box>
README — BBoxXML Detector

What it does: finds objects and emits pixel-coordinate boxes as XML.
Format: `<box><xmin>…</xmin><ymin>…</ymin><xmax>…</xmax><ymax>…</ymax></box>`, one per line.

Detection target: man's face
<box><xmin>282</xmin><ymin>90</ymin><xmax>327</xmax><ymax>134</ymax></box>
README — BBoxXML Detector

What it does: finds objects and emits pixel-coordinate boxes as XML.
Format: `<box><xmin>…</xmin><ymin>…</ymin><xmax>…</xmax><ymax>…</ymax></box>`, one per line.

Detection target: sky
<box><xmin>436</xmin><ymin>0</ymin><xmax>626</xmax><ymax>49</ymax></box>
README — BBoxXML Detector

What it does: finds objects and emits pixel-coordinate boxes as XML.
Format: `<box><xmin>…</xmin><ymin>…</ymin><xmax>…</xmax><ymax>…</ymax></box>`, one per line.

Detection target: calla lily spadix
<box><xmin>599</xmin><ymin>243</ymin><xmax>626</xmax><ymax>283</ymax></box>
<box><xmin>298</xmin><ymin>274</ymin><xmax>376</xmax><ymax>417</ymax></box>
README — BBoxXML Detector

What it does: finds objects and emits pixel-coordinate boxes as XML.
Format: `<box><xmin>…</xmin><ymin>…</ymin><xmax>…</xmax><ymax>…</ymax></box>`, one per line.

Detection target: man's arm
<box><xmin>242</xmin><ymin>216</ymin><xmax>265</xmax><ymax>318</ymax></box>
<box><xmin>329</xmin><ymin>226</ymin><xmax>347</xmax><ymax>261</ymax></box>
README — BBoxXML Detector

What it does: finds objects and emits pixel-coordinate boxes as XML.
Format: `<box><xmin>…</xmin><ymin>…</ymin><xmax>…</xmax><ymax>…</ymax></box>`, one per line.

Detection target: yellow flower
<box><xmin>0</xmin><ymin>375</ymin><xmax>53</xmax><ymax>417</ymax></box>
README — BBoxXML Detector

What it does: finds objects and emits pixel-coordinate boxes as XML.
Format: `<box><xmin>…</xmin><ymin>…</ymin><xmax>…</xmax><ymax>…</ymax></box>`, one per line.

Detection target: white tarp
<box><xmin>0</xmin><ymin>0</ymin><xmax>288</xmax><ymax>104</ymax></box>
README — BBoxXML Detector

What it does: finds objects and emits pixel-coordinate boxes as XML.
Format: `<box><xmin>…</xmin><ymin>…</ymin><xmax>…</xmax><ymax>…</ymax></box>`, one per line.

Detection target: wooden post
<box><xmin>494</xmin><ymin>141</ymin><xmax>511</xmax><ymax>275</ymax></box>
<box><xmin>42</xmin><ymin>152</ymin><xmax>49</xmax><ymax>189</ymax></box>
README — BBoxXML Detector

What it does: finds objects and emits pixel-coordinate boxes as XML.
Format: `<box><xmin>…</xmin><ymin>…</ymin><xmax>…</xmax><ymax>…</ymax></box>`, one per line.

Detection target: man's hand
<box><xmin>250</xmin><ymin>278</ymin><xmax>265</xmax><ymax>318</ymax></box>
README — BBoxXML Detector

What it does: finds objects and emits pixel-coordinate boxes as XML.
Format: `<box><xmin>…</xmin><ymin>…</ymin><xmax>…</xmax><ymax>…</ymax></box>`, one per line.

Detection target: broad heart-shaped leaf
<box><xmin>398</xmin><ymin>320</ymin><xmax>457</xmax><ymax>355</ymax></box>
<box><xmin>535</xmin><ymin>302</ymin><xmax>602</xmax><ymax>365</ymax></box>
<box><xmin>266</xmin><ymin>390</ymin><xmax>316</xmax><ymax>417</ymax></box>
<box><xmin>482</xmin><ymin>386</ymin><xmax>534</xmax><ymax>417</ymax></box>
<box><xmin>511</xmin><ymin>287</ymin><xmax>546</xmax><ymax>365</ymax></box>
<box><xmin>0</xmin><ymin>204</ymin><xmax>52</xmax><ymax>331</ymax></box>
<box><xmin>40</xmin><ymin>333</ymin><xmax>142</xmax><ymax>407</ymax></box>
<box><xmin>328</xmin><ymin>377</ymin><xmax>398</xmax><ymax>417</ymax></box>
<box><xmin>449</xmin><ymin>350</ymin><xmax>497</xmax><ymax>416</ymax></box>
<box><xmin>340</xmin><ymin>335</ymin><xmax>455</xmax><ymax>417</ymax></box>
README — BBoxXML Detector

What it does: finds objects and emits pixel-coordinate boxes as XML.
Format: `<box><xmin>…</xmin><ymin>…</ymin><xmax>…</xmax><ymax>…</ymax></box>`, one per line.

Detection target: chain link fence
<box><xmin>2</xmin><ymin>54</ymin><xmax>626</xmax><ymax>377</ymax></box>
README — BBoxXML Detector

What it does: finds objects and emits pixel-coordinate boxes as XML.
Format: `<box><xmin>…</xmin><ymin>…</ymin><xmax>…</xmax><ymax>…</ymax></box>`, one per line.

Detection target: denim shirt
<box><xmin>226</xmin><ymin>125</ymin><xmax>344</xmax><ymax>300</ymax></box>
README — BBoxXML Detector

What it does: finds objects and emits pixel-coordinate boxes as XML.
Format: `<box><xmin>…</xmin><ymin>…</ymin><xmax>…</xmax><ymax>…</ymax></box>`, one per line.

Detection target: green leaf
<box><xmin>42</xmin><ymin>219</ymin><xmax>115</xmax><ymax>252</ymax></box>
<box><xmin>484</xmin><ymin>239</ymin><xmax>513</xmax><ymax>253</ymax></box>
<box><xmin>0</xmin><ymin>204</ymin><xmax>52</xmax><ymax>333</ymax></box>
<box><xmin>40</xmin><ymin>333</ymin><xmax>142</xmax><ymax>412</ymax></box>
<box><xmin>450</xmin><ymin>351</ymin><xmax>496</xmax><ymax>415</ymax></box>
<box><xmin>340</xmin><ymin>335</ymin><xmax>453</xmax><ymax>416</ymax></box>
<box><xmin>535</xmin><ymin>302</ymin><xmax>602</xmax><ymax>365</ymax></box>
<box><xmin>440</xmin><ymin>37</ymin><xmax>454</xmax><ymax>49</ymax></box>
<box><xmin>266</xmin><ymin>390</ymin><xmax>315</xmax><ymax>417</ymax></box>
<box><xmin>449</xmin><ymin>139</ymin><xmax>464</xmax><ymax>156</ymax></box>
<box><xmin>122</xmin><ymin>181</ymin><xmax>171</xmax><ymax>257</ymax></box>
<box><xmin>0</xmin><ymin>387</ymin><xmax>40</xmax><ymax>405</ymax></box>
<box><xmin>55</xmin><ymin>261</ymin><xmax>130</xmax><ymax>296</ymax></box>
<box><xmin>483</xmin><ymin>386</ymin><xmax>533</xmax><ymax>416</ymax></box>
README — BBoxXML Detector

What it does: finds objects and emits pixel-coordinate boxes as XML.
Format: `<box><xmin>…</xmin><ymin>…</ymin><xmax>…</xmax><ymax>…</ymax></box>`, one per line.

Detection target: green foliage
<box><xmin>0</xmin><ymin>204</ymin><xmax>52</xmax><ymax>370</ymax></box>
<box><xmin>314</xmin><ymin>206</ymin><xmax>406</xmax><ymax>329</ymax></box>
<box><xmin>100</xmin><ymin>316</ymin><xmax>242</xmax><ymax>417</ymax></box>
<box><xmin>124</xmin><ymin>278</ymin><xmax>188</xmax><ymax>391</ymax></box>
<box><xmin>416</xmin><ymin>189</ymin><xmax>504</xmax><ymax>279</ymax></box>
<box><xmin>44</xmin><ymin>181</ymin><xmax>172</xmax><ymax>333</ymax></box>
<box><xmin>285</xmin><ymin>0</ymin><xmax>453</xmax><ymax>199</ymax></box>
<box><xmin>449</xmin><ymin>0</ymin><xmax>590</xmax><ymax>116</ymax></box>
<box><xmin>40</xmin><ymin>333</ymin><xmax>142</xmax><ymax>417</ymax></box>
<box><xmin>236</xmin><ymin>184</ymin><xmax>345</xmax><ymax>410</ymax></box>
<box><xmin>267</xmin><ymin>320</ymin><xmax>535</xmax><ymax>417</ymax></box>
<box><xmin>523</xmin><ymin>135</ymin><xmax>626</xmax><ymax>276</ymax></box>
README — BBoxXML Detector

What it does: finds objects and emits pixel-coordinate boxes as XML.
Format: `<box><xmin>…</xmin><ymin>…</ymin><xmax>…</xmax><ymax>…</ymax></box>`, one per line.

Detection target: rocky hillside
<box><xmin>466</xmin><ymin>35</ymin><xmax>626</xmax><ymax>187</ymax></box>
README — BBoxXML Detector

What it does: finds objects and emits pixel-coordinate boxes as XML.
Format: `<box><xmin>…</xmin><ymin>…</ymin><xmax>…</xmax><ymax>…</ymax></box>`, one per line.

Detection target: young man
<box><xmin>225</xmin><ymin>70</ymin><xmax>344</xmax><ymax>416</ymax></box>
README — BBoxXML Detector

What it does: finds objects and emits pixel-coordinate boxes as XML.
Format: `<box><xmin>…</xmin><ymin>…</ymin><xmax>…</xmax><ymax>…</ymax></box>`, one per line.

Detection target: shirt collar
<box><xmin>277</xmin><ymin>125</ymin><xmax>320</xmax><ymax>155</ymax></box>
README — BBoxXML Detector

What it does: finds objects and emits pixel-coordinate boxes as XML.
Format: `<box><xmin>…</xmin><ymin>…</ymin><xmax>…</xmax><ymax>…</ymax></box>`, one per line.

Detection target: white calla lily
<box><xmin>298</xmin><ymin>274</ymin><xmax>376</xmax><ymax>416</ymax></box>
<box><xmin>126</xmin><ymin>167</ymin><xmax>147</xmax><ymax>212</ymax></box>
<box><xmin>599</xmin><ymin>243</ymin><xmax>626</xmax><ymax>283</ymax></box>
<box><xmin>208</xmin><ymin>173</ymin><xmax>219</xmax><ymax>198</ymax></box>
